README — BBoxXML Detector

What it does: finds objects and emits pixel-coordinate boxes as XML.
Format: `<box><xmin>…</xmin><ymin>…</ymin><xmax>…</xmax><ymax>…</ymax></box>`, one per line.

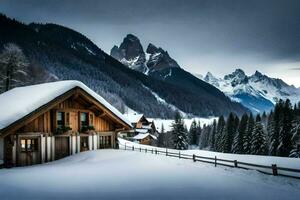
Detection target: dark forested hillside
<box><xmin>0</xmin><ymin>14</ymin><xmax>248</xmax><ymax>118</ymax></box>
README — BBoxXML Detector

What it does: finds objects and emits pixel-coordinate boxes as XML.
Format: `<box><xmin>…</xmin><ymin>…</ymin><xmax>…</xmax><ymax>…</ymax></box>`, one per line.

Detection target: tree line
<box><xmin>158</xmin><ymin>100</ymin><xmax>300</xmax><ymax>158</ymax></box>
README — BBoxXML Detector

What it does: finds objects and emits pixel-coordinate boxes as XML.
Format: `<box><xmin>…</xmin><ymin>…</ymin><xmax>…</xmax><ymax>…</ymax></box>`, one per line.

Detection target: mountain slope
<box><xmin>202</xmin><ymin>69</ymin><xmax>300</xmax><ymax>113</ymax></box>
<box><xmin>0</xmin><ymin>14</ymin><xmax>248</xmax><ymax>117</ymax></box>
<box><xmin>111</xmin><ymin>34</ymin><xmax>248</xmax><ymax>116</ymax></box>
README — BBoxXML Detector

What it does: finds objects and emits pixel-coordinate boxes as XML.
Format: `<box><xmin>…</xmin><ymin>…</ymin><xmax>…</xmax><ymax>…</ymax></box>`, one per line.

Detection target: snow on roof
<box><xmin>135</xmin><ymin>128</ymin><xmax>149</xmax><ymax>133</ymax></box>
<box><xmin>133</xmin><ymin>133</ymin><xmax>157</xmax><ymax>140</ymax></box>
<box><xmin>123</xmin><ymin>113</ymin><xmax>144</xmax><ymax>124</ymax></box>
<box><xmin>0</xmin><ymin>80</ymin><xmax>132</xmax><ymax>130</ymax></box>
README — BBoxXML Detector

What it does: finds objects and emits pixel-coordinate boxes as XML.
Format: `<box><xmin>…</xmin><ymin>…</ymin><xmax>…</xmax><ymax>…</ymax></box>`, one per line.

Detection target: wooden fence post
<box><xmin>272</xmin><ymin>164</ymin><xmax>278</xmax><ymax>176</ymax></box>
<box><xmin>132</xmin><ymin>146</ymin><xmax>134</xmax><ymax>151</ymax></box>
<box><xmin>193</xmin><ymin>154</ymin><xmax>196</xmax><ymax>162</ymax></box>
<box><xmin>145</xmin><ymin>148</ymin><xmax>147</xmax><ymax>153</ymax></box>
<box><xmin>140</xmin><ymin>147</ymin><xmax>141</xmax><ymax>152</ymax></box>
<box><xmin>234</xmin><ymin>160</ymin><xmax>238</xmax><ymax>167</ymax></box>
<box><xmin>179</xmin><ymin>151</ymin><xmax>181</xmax><ymax>159</ymax></box>
<box><xmin>214</xmin><ymin>156</ymin><xmax>217</xmax><ymax>167</ymax></box>
<box><xmin>155</xmin><ymin>149</ymin><xmax>157</xmax><ymax>154</ymax></box>
<box><xmin>166</xmin><ymin>149</ymin><xmax>168</xmax><ymax>156</ymax></box>
<box><xmin>152</xmin><ymin>149</ymin><xmax>153</xmax><ymax>154</ymax></box>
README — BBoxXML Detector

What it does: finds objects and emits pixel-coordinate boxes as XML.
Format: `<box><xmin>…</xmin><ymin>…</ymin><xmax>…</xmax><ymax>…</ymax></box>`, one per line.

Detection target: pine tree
<box><xmin>262</xmin><ymin>111</ymin><xmax>267</xmax><ymax>124</ymax></box>
<box><xmin>222</xmin><ymin>113</ymin><xmax>236</xmax><ymax>153</ymax></box>
<box><xmin>256</xmin><ymin>114</ymin><xmax>261</xmax><ymax>122</ymax></box>
<box><xmin>215</xmin><ymin>116</ymin><xmax>226</xmax><ymax>152</ymax></box>
<box><xmin>289</xmin><ymin>121</ymin><xmax>300</xmax><ymax>158</ymax></box>
<box><xmin>199</xmin><ymin>124</ymin><xmax>210</xmax><ymax>149</ymax></box>
<box><xmin>189</xmin><ymin>119</ymin><xmax>198</xmax><ymax>145</ymax></box>
<box><xmin>157</xmin><ymin>124</ymin><xmax>165</xmax><ymax>147</ymax></box>
<box><xmin>209</xmin><ymin>119</ymin><xmax>217</xmax><ymax>151</ymax></box>
<box><xmin>171</xmin><ymin>111</ymin><xmax>188</xmax><ymax>150</ymax></box>
<box><xmin>243</xmin><ymin>113</ymin><xmax>254</xmax><ymax>154</ymax></box>
<box><xmin>277</xmin><ymin>99</ymin><xmax>293</xmax><ymax>157</ymax></box>
<box><xmin>196</xmin><ymin>121</ymin><xmax>202</xmax><ymax>144</ymax></box>
<box><xmin>233</xmin><ymin>114</ymin><xmax>248</xmax><ymax>154</ymax></box>
<box><xmin>250</xmin><ymin>122</ymin><xmax>267</xmax><ymax>155</ymax></box>
<box><xmin>269</xmin><ymin>99</ymin><xmax>284</xmax><ymax>156</ymax></box>
<box><xmin>266</xmin><ymin>111</ymin><xmax>274</xmax><ymax>155</ymax></box>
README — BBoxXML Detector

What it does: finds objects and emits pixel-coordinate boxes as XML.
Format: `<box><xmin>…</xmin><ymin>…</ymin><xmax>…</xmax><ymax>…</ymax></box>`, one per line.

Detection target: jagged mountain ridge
<box><xmin>110</xmin><ymin>34</ymin><xmax>180</xmax><ymax>74</ymax></box>
<box><xmin>111</xmin><ymin>34</ymin><xmax>249</xmax><ymax>116</ymax></box>
<box><xmin>202</xmin><ymin>69</ymin><xmax>300</xmax><ymax>113</ymax></box>
<box><xmin>0</xmin><ymin>14</ymin><xmax>248</xmax><ymax>117</ymax></box>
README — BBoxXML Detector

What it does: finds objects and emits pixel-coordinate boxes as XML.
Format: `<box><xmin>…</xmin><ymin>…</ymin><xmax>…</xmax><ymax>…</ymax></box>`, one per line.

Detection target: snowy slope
<box><xmin>201</xmin><ymin>69</ymin><xmax>300</xmax><ymax>113</ymax></box>
<box><xmin>142</xmin><ymin>85</ymin><xmax>188</xmax><ymax>117</ymax></box>
<box><xmin>0</xmin><ymin>149</ymin><xmax>299</xmax><ymax>200</ymax></box>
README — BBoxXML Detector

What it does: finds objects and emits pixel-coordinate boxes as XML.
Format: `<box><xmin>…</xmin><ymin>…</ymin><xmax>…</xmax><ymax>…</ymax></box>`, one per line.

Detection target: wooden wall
<box><xmin>19</xmin><ymin>111</ymin><xmax>51</xmax><ymax>133</ymax></box>
<box><xmin>17</xmin><ymin>97</ymin><xmax>115</xmax><ymax>134</ymax></box>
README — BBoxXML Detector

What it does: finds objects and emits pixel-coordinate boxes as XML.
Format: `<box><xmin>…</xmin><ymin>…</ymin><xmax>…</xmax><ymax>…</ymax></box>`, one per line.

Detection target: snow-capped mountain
<box><xmin>111</xmin><ymin>34</ymin><xmax>248</xmax><ymax>116</ymax></box>
<box><xmin>202</xmin><ymin>69</ymin><xmax>300</xmax><ymax>113</ymax></box>
<box><xmin>110</xmin><ymin>34</ymin><xmax>148</xmax><ymax>73</ymax></box>
<box><xmin>110</xmin><ymin>34</ymin><xmax>180</xmax><ymax>75</ymax></box>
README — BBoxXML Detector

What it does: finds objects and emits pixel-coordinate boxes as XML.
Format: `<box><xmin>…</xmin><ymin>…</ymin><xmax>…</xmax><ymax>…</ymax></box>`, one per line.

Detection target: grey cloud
<box><xmin>1</xmin><ymin>0</ymin><xmax>300</xmax><ymax>85</ymax></box>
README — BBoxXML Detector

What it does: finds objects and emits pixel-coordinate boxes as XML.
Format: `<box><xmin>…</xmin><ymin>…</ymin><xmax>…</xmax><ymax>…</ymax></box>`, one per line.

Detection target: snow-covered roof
<box><xmin>135</xmin><ymin>128</ymin><xmax>149</xmax><ymax>133</ymax></box>
<box><xmin>123</xmin><ymin>113</ymin><xmax>144</xmax><ymax>124</ymax></box>
<box><xmin>133</xmin><ymin>133</ymin><xmax>157</xmax><ymax>140</ymax></box>
<box><xmin>141</xmin><ymin>125</ymin><xmax>152</xmax><ymax>129</ymax></box>
<box><xmin>0</xmin><ymin>80</ymin><xmax>132</xmax><ymax>130</ymax></box>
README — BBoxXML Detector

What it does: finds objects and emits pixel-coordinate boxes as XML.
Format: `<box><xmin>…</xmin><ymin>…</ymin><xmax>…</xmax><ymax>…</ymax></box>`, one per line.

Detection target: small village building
<box><xmin>0</xmin><ymin>81</ymin><xmax>131</xmax><ymax>167</ymax></box>
<box><xmin>122</xmin><ymin>113</ymin><xmax>157</xmax><ymax>138</ymax></box>
<box><xmin>133</xmin><ymin>133</ymin><xmax>157</xmax><ymax>145</ymax></box>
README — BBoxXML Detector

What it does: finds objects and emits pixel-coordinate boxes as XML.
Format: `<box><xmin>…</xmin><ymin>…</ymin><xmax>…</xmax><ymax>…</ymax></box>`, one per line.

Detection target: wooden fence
<box><xmin>119</xmin><ymin>143</ymin><xmax>300</xmax><ymax>179</ymax></box>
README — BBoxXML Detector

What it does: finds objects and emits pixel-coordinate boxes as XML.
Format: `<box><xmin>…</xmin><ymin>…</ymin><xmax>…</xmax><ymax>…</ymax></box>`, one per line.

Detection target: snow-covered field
<box><xmin>120</xmin><ymin>139</ymin><xmax>300</xmax><ymax>177</ymax></box>
<box><xmin>0</xmin><ymin>148</ymin><xmax>299</xmax><ymax>200</ymax></box>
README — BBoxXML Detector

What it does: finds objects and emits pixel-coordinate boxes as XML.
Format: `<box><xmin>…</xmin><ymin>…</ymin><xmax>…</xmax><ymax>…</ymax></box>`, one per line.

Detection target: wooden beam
<box><xmin>98</xmin><ymin>112</ymin><xmax>107</xmax><ymax>118</ymax></box>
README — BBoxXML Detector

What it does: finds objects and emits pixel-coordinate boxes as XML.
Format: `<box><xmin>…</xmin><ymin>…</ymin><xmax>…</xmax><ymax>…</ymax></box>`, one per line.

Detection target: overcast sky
<box><xmin>1</xmin><ymin>0</ymin><xmax>300</xmax><ymax>86</ymax></box>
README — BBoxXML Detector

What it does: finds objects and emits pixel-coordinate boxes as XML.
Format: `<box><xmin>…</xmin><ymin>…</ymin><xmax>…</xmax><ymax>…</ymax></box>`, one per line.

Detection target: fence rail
<box><xmin>119</xmin><ymin>143</ymin><xmax>300</xmax><ymax>179</ymax></box>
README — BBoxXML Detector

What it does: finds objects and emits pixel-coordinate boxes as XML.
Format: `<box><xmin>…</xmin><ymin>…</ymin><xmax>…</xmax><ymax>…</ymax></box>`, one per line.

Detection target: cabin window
<box><xmin>21</xmin><ymin>139</ymin><xmax>38</xmax><ymax>152</ymax></box>
<box><xmin>80</xmin><ymin>112</ymin><xmax>89</xmax><ymax>127</ymax></box>
<box><xmin>57</xmin><ymin>112</ymin><xmax>65</xmax><ymax>128</ymax></box>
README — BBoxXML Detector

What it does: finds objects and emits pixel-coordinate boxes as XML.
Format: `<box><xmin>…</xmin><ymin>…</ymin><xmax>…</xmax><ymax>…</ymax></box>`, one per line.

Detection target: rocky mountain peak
<box><xmin>110</xmin><ymin>34</ymin><xmax>147</xmax><ymax>73</ymax></box>
<box><xmin>224</xmin><ymin>68</ymin><xmax>248</xmax><ymax>86</ymax></box>
<box><xmin>118</xmin><ymin>34</ymin><xmax>145</xmax><ymax>60</ymax></box>
<box><xmin>110</xmin><ymin>45</ymin><xmax>121</xmax><ymax>60</ymax></box>
<box><xmin>111</xmin><ymin>34</ymin><xmax>180</xmax><ymax>74</ymax></box>
<box><xmin>204</xmin><ymin>72</ymin><xmax>219</xmax><ymax>87</ymax></box>
<box><xmin>146</xmin><ymin>43</ymin><xmax>164</xmax><ymax>55</ymax></box>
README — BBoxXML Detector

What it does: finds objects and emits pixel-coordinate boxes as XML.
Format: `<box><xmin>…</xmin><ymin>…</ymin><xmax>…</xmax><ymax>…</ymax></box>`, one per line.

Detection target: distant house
<box><xmin>0</xmin><ymin>81</ymin><xmax>132</xmax><ymax>167</ymax></box>
<box><xmin>122</xmin><ymin>113</ymin><xmax>157</xmax><ymax>137</ymax></box>
<box><xmin>133</xmin><ymin>133</ymin><xmax>157</xmax><ymax>145</ymax></box>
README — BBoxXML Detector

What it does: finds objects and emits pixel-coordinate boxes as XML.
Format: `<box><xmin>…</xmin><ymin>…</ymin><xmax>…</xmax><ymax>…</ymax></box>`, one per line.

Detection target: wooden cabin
<box><xmin>133</xmin><ymin>133</ymin><xmax>157</xmax><ymax>145</ymax></box>
<box><xmin>0</xmin><ymin>81</ymin><xmax>131</xmax><ymax>167</ymax></box>
<box><xmin>122</xmin><ymin>113</ymin><xmax>157</xmax><ymax>137</ymax></box>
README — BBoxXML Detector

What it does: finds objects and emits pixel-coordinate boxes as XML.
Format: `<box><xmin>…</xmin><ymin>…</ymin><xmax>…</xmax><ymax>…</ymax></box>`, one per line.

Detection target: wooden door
<box><xmin>99</xmin><ymin>135</ymin><xmax>112</xmax><ymax>149</ymax></box>
<box><xmin>19</xmin><ymin>138</ymin><xmax>40</xmax><ymax>166</ymax></box>
<box><xmin>55</xmin><ymin>137</ymin><xmax>70</xmax><ymax>160</ymax></box>
<box><xmin>80</xmin><ymin>136</ymin><xmax>89</xmax><ymax>152</ymax></box>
